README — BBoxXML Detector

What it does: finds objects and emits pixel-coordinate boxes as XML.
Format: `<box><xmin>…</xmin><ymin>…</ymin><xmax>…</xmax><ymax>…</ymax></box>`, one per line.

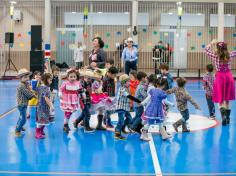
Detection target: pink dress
<box><xmin>205</xmin><ymin>45</ymin><xmax>236</xmax><ymax>103</ymax></box>
<box><xmin>60</xmin><ymin>81</ymin><xmax>83</xmax><ymax>112</ymax></box>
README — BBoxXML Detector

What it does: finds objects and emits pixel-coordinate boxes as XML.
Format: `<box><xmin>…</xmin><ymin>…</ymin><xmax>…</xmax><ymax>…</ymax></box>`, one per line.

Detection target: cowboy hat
<box><xmin>17</xmin><ymin>68</ymin><xmax>32</xmax><ymax>78</ymax></box>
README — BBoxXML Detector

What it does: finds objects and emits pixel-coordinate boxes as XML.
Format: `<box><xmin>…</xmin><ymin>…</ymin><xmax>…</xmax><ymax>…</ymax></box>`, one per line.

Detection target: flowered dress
<box><xmin>60</xmin><ymin>81</ymin><xmax>83</xmax><ymax>112</ymax></box>
<box><xmin>36</xmin><ymin>85</ymin><xmax>51</xmax><ymax>125</ymax></box>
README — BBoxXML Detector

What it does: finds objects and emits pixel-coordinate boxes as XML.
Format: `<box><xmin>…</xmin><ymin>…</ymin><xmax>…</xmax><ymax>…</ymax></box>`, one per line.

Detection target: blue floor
<box><xmin>0</xmin><ymin>80</ymin><xmax>236</xmax><ymax>176</ymax></box>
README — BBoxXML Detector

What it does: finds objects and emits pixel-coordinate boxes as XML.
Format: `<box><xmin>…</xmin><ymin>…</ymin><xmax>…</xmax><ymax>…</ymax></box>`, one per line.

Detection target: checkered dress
<box><xmin>205</xmin><ymin>45</ymin><xmax>236</xmax><ymax>72</ymax></box>
<box><xmin>116</xmin><ymin>86</ymin><xmax>130</xmax><ymax>111</ymax></box>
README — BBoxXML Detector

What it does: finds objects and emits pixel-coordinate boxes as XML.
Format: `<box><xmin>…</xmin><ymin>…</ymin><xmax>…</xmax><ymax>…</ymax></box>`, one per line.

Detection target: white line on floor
<box><xmin>0</xmin><ymin>107</ymin><xmax>17</xmax><ymax>119</ymax></box>
<box><xmin>148</xmin><ymin>133</ymin><xmax>162</xmax><ymax>176</ymax></box>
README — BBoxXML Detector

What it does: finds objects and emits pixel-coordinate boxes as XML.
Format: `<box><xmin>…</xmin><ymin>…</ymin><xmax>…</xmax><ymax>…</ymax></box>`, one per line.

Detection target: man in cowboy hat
<box><xmin>15</xmin><ymin>68</ymin><xmax>36</xmax><ymax>137</ymax></box>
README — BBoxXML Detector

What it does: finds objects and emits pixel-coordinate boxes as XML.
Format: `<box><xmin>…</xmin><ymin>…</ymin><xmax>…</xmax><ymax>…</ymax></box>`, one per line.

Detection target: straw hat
<box><xmin>119</xmin><ymin>74</ymin><xmax>129</xmax><ymax>84</ymax></box>
<box><xmin>79</xmin><ymin>68</ymin><xmax>102</xmax><ymax>79</ymax></box>
<box><xmin>17</xmin><ymin>68</ymin><xmax>32</xmax><ymax>78</ymax></box>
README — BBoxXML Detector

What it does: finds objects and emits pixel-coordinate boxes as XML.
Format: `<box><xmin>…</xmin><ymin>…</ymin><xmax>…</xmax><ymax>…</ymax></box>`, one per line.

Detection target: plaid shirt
<box><xmin>134</xmin><ymin>82</ymin><xmax>148</xmax><ymax>107</ymax></box>
<box><xmin>167</xmin><ymin>87</ymin><xmax>199</xmax><ymax>112</ymax></box>
<box><xmin>17</xmin><ymin>82</ymin><xmax>35</xmax><ymax>106</ymax></box>
<box><xmin>117</xmin><ymin>86</ymin><xmax>130</xmax><ymax>111</ymax></box>
<box><xmin>78</xmin><ymin>79</ymin><xmax>92</xmax><ymax>105</ymax></box>
<box><xmin>203</xmin><ymin>72</ymin><xmax>214</xmax><ymax>97</ymax></box>
<box><xmin>102</xmin><ymin>76</ymin><xmax>116</xmax><ymax>97</ymax></box>
<box><xmin>205</xmin><ymin>45</ymin><xmax>236</xmax><ymax>72</ymax></box>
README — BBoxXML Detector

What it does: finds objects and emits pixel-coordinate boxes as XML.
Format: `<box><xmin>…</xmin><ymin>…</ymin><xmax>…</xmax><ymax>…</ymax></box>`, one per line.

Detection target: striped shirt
<box><xmin>202</xmin><ymin>72</ymin><xmax>214</xmax><ymax>97</ymax></box>
<box><xmin>204</xmin><ymin>45</ymin><xmax>236</xmax><ymax>72</ymax></box>
<box><xmin>17</xmin><ymin>82</ymin><xmax>35</xmax><ymax>106</ymax></box>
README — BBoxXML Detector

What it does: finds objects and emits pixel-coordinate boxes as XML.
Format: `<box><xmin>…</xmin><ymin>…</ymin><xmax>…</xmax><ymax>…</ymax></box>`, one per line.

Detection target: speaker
<box><xmin>31</xmin><ymin>25</ymin><xmax>42</xmax><ymax>51</ymax></box>
<box><xmin>30</xmin><ymin>51</ymin><xmax>44</xmax><ymax>73</ymax></box>
<box><xmin>5</xmin><ymin>32</ymin><xmax>14</xmax><ymax>44</ymax></box>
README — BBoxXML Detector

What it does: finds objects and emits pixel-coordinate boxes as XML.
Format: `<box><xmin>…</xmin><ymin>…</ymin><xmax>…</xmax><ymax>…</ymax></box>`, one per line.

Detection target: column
<box><xmin>218</xmin><ymin>2</ymin><xmax>224</xmax><ymax>42</ymax></box>
<box><xmin>44</xmin><ymin>0</ymin><xmax>51</xmax><ymax>72</ymax></box>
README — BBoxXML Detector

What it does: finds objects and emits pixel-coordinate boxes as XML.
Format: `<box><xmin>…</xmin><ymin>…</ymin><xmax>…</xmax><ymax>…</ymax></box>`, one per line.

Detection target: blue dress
<box><xmin>144</xmin><ymin>88</ymin><xmax>167</xmax><ymax>123</ymax></box>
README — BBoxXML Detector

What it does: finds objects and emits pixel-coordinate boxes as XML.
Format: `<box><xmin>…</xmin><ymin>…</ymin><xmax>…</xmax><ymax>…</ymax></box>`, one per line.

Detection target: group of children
<box><xmin>15</xmin><ymin>39</ymin><xmax>236</xmax><ymax>141</ymax></box>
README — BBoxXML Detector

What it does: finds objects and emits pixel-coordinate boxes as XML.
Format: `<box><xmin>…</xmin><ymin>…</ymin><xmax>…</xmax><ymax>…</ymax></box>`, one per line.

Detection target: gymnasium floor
<box><xmin>0</xmin><ymin>80</ymin><xmax>236</xmax><ymax>176</ymax></box>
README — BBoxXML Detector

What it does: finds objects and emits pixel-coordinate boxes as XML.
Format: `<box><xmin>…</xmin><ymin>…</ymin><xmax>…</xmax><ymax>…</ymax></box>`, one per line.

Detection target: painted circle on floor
<box><xmin>80</xmin><ymin>112</ymin><xmax>220</xmax><ymax>134</ymax></box>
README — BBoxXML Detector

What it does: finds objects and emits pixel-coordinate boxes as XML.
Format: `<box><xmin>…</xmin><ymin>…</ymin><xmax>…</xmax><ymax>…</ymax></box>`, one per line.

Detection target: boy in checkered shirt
<box><xmin>203</xmin><ymin>64</ymin><xmax>215</xmax><ymax>119</ymax></box>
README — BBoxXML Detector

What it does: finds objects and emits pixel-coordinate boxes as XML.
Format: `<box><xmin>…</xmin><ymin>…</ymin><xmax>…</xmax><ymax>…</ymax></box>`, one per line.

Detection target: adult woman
<box><xmin>121</xmin><ymin>38</ymin><xmax>138</xmax><ymax>75</ymax></box>
<box><xmin>89</xmin><ymin>37</ymin><xmax>106</xmax><ymax>69</ymax></box>
<box><xmin>205</xmin><ymin>40</ymin><xmax>236</xmax><ymax>125</ymax></box>
<box><xmin>164</xmin><ymin>43</ymin><xmax>173</xmax><ymax>65</ymax></box>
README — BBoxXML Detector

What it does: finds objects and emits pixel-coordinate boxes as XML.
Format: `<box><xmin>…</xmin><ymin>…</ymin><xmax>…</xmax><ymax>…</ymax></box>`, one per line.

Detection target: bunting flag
<box><xmin>44</xmin><ymin>44</ymin><xmax>51</xmax><ymax>61</ymax></box>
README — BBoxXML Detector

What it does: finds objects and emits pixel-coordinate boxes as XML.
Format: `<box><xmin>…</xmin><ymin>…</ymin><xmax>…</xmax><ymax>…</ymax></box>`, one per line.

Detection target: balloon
<box><xmin>17</xmin><ymin>33</ymin><xmax>22</xmax><ymax>38</ymax></box>
<box><xmin>153</xmin><ymin>31</ymin><xmax>158</xmax><ymax>35</ymax></box>
<box><xmin>61</xmin><ymin>30</ymin><xmax>66</xmax><ymax>35</ymax></box>
<box><xmin>28</xmin><ymin>31</ymin><xmax>31</xmax><ymax>35</ymax></box>
<box><xmin>143</xmin><ymin>28</ymin><xmax>147</xmax><ymax>33</ymax></box>
<box><xmin>164</xmin><ymin>32</ymin><xmax>169</xmax><ymax>37</ymax></box>
<box><xmin>116</xmin><ymin>31</ymin><xmax>122</xmax><ymax>36</ymax></box>
<box><xmin>19</xmin><ymin>43</ymin><xmax>24</xmax><ymax>48</ymax></box>
<box><xmin>106</xmin><ymin>32</ymin><xmax>110</xmax><ymax>37</ymax></box>
<box><xmin>201</xmin><ymin>44</ymin><xmax>206</xmax><ymax>48</ymax></box>
<box><xmin>83</xmin><ymin>33</ymin><xmax>88</xmax><ymax>38</ymax></box>
<box><xmin>61</xmin><ymin>41</ymin><xmax>65</xmax><ymax>46</ymax></box>
<box><xmin>197</xmin><ymin>32</ymin><xmax>202</xmax><ymax>36</ymax></box>
<box><xmin>187</xmin><ymin>32</ymin><xmax>191</xmax><ymax>37</ymax></box>
<box><xmin>104</xmin><ymin>44</ymin><xmax>109</xmax><ymax>49</ymax></box>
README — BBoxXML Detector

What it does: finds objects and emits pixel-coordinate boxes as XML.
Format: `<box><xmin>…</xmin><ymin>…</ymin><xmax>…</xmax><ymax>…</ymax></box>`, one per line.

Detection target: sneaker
<box><xmin>121</xmin><ymin>127</ymin><xmax>130</xmax><ymax>134</ymax></box>
<box><xmin>27</xmin><ymin>114</ymin><xmax>30</xmax><ymax>119</ymax></box>
<box><xmin>15</xmin><ymin>131</ymin><xmax>21</xmax><ymax>137</ymax></box>
<box><xmin>209</xmin><ymin>116</ymin><xmax>216</xmax><ymax>120</ymax></box>
<box><xmin>114</xmin><ymin>132</ymin><xmax>126</xmax><ymax>140</ymax></box>
<box><xmin>84</xmin><ymin>127</ymin><xmax>95</xmax><ymax>133</ymax></box>
<box><xmin>63</xmin><ymin>124</ymin><xmax>70</xmax><ymax>133</ymax></box>
<box><xmin>222</xmin><ymin>118</ymin><xmax>227</xmax><ymax>126</ymax></box>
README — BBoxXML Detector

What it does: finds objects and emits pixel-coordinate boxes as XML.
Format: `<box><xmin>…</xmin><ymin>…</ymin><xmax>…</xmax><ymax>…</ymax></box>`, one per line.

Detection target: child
<box><xmin>129</xmin><ymin>71</ymin><xmax>148</xmax><ymax>133</ymax></box>
<box><xmin>115</xmin><ymin>74</ymin><xmax>141</xmax><ymax>140</ymax></box>
<box><xmin>15</xmin><ymin>69</ymin><xmax>35</xmax><ymax>137</ymax></box>
<box><xmin>73</xmin><ymin>75</ymin><xmax>94</xmax><ymax>133</ymax></box>
<box><xmin>167</xmin><ymin>77</ymin><xmax>200</xmax><ymax>132</ymax></box>
<box><xmin>99</xmin><ymin>58</ymin><xmax>115</xmax><ymax>76</ymax></box>
<box><xmin>203</xmin><ymin>64</ymin><xmax>215</xmax><ymax>119</ymax></box>
<box><xmin>205</xmin><ymin>40</ymin><xmax>236</xmax><ymax>125</ymax></box>
<box><xmin>49</xmin><ymin>66</ymin><xmax>60</xmax><ymax>123</ymax></box>
<box><xmin>129</xmin><ymin>70</ymin><xmax>139</xmax><ymax>111</ymax></box>
<box><xmin>27</xmin><ymin>71</ymin><xmax>41</xmax><ymax>118</ymax></box>
<box><xmin>140</xmin><ymin>77</ymin><xmax>171</xmax><ymax>141</ymax></box>
<box><xmin>35</xmin><ymin>73</ymin><xmax>54</xmax><ymax>139</ymax></box>
<box><xmin>102</xmin><ymin>66</ymin><xmax>119</xmax><ymax>128</ymax></box>
<box><xmin>59</xmin><ymin>68</ymin><xmax>83</xmax><ymax>133</ymax></box>
<box><xmin>159</xmin><ymin>63</ymin><xmax>173</xmax><ymax>91</ymax></box>
<box><xmin>74</xmin><ymin>41</ymin><xmax>86</xmax><ymax>69</ymax></box>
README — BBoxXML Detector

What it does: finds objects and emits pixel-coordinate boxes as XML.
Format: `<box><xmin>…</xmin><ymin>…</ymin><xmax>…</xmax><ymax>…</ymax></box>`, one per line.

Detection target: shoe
<box><xmin>84</xmin><ymin>126</ymin><xmax>95</xmax><ymax>133</ymax></box>
<box><xmin>21</xmin><ymin>127</ymin><xmax>26</xmax><ymax>132</ymax></box>
<box><xmin>35</xmin><ymin>128</ymin><xmax>44</xmax><ymax>139</ymax></box>
<box><xmin>220</xmin><ymin>107</ymin><xmax>227</xmax><ymax>126</ymax></box>
<box><xmin>105</xmin><ymin>118</ymin><xmax>114</xmax><ymax>128</ymax></box>
<box><xmin>225</xmin><ymin>109</ymin><xmax>231</xmax><ymax>125</ymax></box>
<box><xmin>173</xmin><ymin>119</ymin><xmax>182</xmax><ymax>132</ymax></box>
<box><xmin>27</xmin><ymin>114</ymin><xmax>30</xmax><ymax>119</ymax></box>
<box><xmin>63</xmin><ymin>124</ymin><xmax>70</xmax><ymax>133</ymax></box>
<box><xmin>114</xmin><ymin>132</ymin><xmax>126</xmax><ymax>140</ymax></box>
<box><xmin>182</xmin><ymin>122</ymin><xmax>190</xmax><ymax>132</ymax></box>
<box><xmin>121</xmin><ymin>126</ymin><xmax>130</xmax><ymax>134</ymax></box>
<box><xmin>163</xmin><ymin>125</ymin><xmax>171</xmax><ymax>135</ymax></box>
<box><xmin>209</xmin><ymin>116</ymin><xmax>216</xmax><ymax>120</ymax></box>
<box><xmin>96</xmin><ymin>115</ymin><xmax>106</xmax><ymax>130</ymax></box>
<box><xmin>140</xmin><ymin>129</ymin><xmax>150</xmax><ymax>141</ymax></box>
<box><xmin>160</xmin><ymin>126</ymin><xmax>172</xmax><ymax>140</ymax></box>
<box><xmin>15</xmin><ymin>131</ymin><xmax>21</xmax><ymax>137</ymax></box>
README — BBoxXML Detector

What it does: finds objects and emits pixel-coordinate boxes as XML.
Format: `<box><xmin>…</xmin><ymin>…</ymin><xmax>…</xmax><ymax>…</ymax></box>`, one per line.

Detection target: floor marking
<box><xmin>0</xmin><ymin>107</ymin><xmax>16</xmax><ymax>119</ymax></box>
<box><xmin>0</xmin><ymin>171</ymin><xmax>156</xmax><ymax>175</ymax></box>
<box><xmin>148</xmin><ymin>133</ymin><xmax>162</xmax><ymax>176</ymax></box>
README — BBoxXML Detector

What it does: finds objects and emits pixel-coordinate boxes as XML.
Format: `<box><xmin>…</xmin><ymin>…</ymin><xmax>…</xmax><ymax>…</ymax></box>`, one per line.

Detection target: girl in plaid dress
<box><xmin>205</xmin><ymin>40</ymin><xmax>236</xmax><ymax>125</ymax></box>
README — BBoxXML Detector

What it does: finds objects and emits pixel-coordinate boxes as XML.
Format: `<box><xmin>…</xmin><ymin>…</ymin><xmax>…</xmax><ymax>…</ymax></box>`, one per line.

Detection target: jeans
<box><xmin>115</xmin><ymin>110</ymin><xmax>132</xmax><ymax>133</ymax></box>
<box><xmin>131</xmin><ymin>106</ymin><xmax>144</xmax><ymax>130</ymax></box>
<box><xmin>76</xmin><ymin>104</ymin><xmax>91</xmax><ymax>127</ymax></box>
<box><xmin>180</xmin><ymin>109</ymin><xmax>189</xmax><ymax>122</ymax></box>
<box><xmin>16</xmin><ymin>105</ymin><xmax>27</xmax><ymax>132</ymax></box>
<box><xmin>124</xmin><ymin>61</ymin><xmax>137</xmax><ymax>75</ymax></box>
<box><xmin>206</xmin><ymin>95</ymin><xmax>215</xmax><ymax>116</ymax></box>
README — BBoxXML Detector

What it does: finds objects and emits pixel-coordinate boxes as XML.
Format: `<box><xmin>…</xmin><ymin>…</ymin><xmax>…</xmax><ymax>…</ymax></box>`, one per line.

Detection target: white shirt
<box><xmin>74</xmin><ymin>46</ymin><xmax>86</xmax><ymax>62</ymax></box>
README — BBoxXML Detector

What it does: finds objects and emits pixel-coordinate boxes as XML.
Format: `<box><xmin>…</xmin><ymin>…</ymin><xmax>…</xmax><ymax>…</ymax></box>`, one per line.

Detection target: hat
<box><xmin>17</xmin><ymin>68</ymin><xmax>32</xmax><ymax>78</ymax></box>
<box><xmin>127</xmin><ymin>37</ymin><xmax>133</xmax><ymax>42</ymax></box>
<box><xmin>119</xmin><ymin>74</ymin><xmax>129</xmax><ymax>84</ymax></box>
<box><xmin>79</xmin><ymin>68</ymin><xmax>102</xmax><ymax>79</ymax></box>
